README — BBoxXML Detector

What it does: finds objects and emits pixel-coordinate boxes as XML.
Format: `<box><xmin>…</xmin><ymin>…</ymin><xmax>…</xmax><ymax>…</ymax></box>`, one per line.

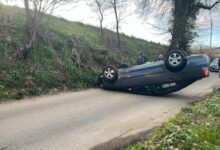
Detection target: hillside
<box><xmin>0</xmin><ymin>4</ymin><xmax>166</xmax><ymax>101</ymax></box>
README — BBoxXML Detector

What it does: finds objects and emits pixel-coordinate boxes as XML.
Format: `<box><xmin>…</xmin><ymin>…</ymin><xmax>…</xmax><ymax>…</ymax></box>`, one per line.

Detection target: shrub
<box><xmin>1</xmin><ymin>67</ymin><xmax>28</xmax><ymax>88</ymax></box>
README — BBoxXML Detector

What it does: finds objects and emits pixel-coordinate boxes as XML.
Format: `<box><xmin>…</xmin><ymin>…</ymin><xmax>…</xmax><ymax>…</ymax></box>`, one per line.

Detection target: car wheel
<box><xmin>165</xmin><ymin>50</ymin><xmax>187</xmax><ymax>72</ymax></box>
<box><xmin>118</xmin><ymin>64</ymin><xmax>129</xmax><ymax>69</ymax></box>
<box><xmin>103</xmin><ymin>65</ymin><xmax>118</xmax><ymax>83</ymax></box>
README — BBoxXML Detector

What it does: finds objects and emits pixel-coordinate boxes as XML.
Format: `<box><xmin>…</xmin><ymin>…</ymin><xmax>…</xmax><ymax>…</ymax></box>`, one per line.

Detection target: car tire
<box><xmin>103</xmin><ymin>65</ymin><xmax>118</xmax><ymax>83</ymax></box>
<box><xmin>165</xmin><ymin>50</ymin><xmax>187</xmax><ymax>72</ymax></box>
<box><xmin>118</xmin><ymin>64</ymin><xmax>129</xmax><ymax>69</ymax></box>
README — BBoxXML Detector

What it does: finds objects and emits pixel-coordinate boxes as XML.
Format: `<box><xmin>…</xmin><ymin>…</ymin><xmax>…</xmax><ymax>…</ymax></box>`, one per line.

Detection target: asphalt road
<box><xmin>0</xmin><ymin>73</ymin><xmax>219</xmax><ymax>150</ymax></box>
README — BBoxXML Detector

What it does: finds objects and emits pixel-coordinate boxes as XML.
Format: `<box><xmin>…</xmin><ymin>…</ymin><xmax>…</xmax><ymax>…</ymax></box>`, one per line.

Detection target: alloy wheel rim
<box><xmin>168</xmin><ymin>53</ymin><xmax>182</xmax><ymax>66</ymax></box>
<box><xmin>104</xmin><ymin>68</ymin><xmax>115</xmax><ymax>79</ymax></box>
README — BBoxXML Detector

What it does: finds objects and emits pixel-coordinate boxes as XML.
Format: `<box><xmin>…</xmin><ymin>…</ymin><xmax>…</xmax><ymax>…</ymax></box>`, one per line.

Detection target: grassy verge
<box><xmin>127</xmin><ymin>91</ymin><xmax>220</xmax><ymax>150</ymax></box>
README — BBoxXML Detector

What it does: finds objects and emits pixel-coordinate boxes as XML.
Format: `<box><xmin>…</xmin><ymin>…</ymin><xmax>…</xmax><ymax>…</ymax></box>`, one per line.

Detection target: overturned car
<box><xmin>98</xmin><ymin>50</ymin><xmax>210</xmax><ymax>95</ymax></box>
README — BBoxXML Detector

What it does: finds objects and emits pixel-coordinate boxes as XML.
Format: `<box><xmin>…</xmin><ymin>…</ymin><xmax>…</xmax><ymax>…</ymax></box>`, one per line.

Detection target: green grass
<box><xmin>0</xmin><ymin>4</ymin><xmax>166</xmax><ymax>101</ymax></box>
<box><xmin>127</xmin><ymin>91</ymin><xmax>220</xmax><ymax>150</ymax></box>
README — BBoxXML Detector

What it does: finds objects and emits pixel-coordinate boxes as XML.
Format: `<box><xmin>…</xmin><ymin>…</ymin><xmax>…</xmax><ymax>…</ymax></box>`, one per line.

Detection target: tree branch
<box><xmin>196</xmin><ymin>0</ymin><xmax>220</xmax><ymax>10</ymax></box>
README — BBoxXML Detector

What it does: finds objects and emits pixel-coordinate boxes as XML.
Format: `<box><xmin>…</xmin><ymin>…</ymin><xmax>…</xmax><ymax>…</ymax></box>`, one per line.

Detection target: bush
<box><xmin>32</xmin><ymin>69</ymin><xmax>62</xmax><ymax>88</ymax></box>
<box><xmin>0</xmin><ymin>43</ymin><xmax>9</xmax><ymax>57</ymax></box>
<box><xmin>29</xmin><ymin>46</ymin><xmax>60</xmax><ymax>69</ymax></box>
<box><xmin>1</xmin><ymin>67</ymin><xmax>28</xmax><ymax>88</ymax></box>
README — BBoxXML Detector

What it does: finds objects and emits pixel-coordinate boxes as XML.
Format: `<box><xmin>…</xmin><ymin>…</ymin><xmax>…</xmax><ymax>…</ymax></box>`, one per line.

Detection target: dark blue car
<box><xmin>98</xmin><ymin>50</ymin><xmax>210</xmax><ymax>95</ymax></box>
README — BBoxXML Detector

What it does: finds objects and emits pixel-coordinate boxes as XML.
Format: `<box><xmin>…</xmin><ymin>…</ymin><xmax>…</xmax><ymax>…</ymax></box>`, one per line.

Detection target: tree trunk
<box><xmin>100</xmin><ymin>19</ymin><xmax>104</xmax><ymax>41</ymax></box>
<box><xmin>24</xmin><ymin>0</ymin><xmax>32</xmax><ymax>37</ymax></box>
<box><xmin>97</xmin><ymin>1</ymin><xmax>104</xmax><ymax>42</ymax></box>
<box><xmin>17</xmin><ymin>31</ymin><xmax>36</xmax><ymax>60</ymax></box>
<box><xmin>116</xmin><ymin>20</ymin><xmax>121</xmax><ymax>48</ymax></box>
<box><xmin>113</xmin><ymin>0</ymin><xmax>121</xmax><ymax>48</ymax></box>
<box><xmin>18</xmin><ymin>0</ymin><xmax>36</xmax><ymax>60</ymax></box>
<box><xmin>169</xmin><ymin>0</ymin><xmax>188</xmax><ymax>51</ymax></box>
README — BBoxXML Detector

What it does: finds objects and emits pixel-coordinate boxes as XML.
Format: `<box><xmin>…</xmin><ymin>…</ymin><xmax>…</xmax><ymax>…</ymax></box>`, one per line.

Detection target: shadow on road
<box><xmin>89</xmin><ymin>127</ymin><xmax>158</xmax><ymax>150</ymax></box>
<box><xmin>100</xmin><ymin>88</ymin><xmax>202</xmax><ymax>102</ymax></box>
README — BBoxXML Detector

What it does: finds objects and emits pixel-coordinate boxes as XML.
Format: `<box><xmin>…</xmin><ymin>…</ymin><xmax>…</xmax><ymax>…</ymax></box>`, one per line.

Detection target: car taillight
<box><xmin>202</xmin><ymin>68</ymin><xmax>209</xmax><ymax>77</ymax></box>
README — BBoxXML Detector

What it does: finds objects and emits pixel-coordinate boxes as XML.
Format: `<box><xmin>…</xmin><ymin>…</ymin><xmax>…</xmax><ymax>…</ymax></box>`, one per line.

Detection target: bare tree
<box><xmin>137</xmin><ymin>0</ymin><xmax>220</xmax><ymax>52</ymax></box>
<box><xmin>106</xmin><ymin>0</ymin><xmax>127</xmax><ymax>48</ymax></box>
<box><xmin>21</xmin><ymin>0</ymin><xmax>80</xmax><ymax>59</ymax></box>
<box><xmin>87</xmin><ymin>0</ymin><xmax>107</xmax><ymax>41</ymax></box>
<box><xmin>24</xmin><ymin>0</ymin><xmax>78</xmax><ymax>39</ymax></box>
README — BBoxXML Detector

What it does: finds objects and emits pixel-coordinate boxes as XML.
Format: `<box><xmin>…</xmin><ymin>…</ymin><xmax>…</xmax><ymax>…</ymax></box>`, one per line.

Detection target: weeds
<box><xmin>127</xmin><ymin>92</ymin><xmax>220</xmax><ymax>150</ymax></box>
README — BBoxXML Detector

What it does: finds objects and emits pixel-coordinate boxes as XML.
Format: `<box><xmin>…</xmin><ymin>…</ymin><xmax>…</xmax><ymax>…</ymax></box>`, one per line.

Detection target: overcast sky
<box><xmin>1</xmin><ymin>0</ymin><xmax>220</xmax><ymax>47</ymax></box>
